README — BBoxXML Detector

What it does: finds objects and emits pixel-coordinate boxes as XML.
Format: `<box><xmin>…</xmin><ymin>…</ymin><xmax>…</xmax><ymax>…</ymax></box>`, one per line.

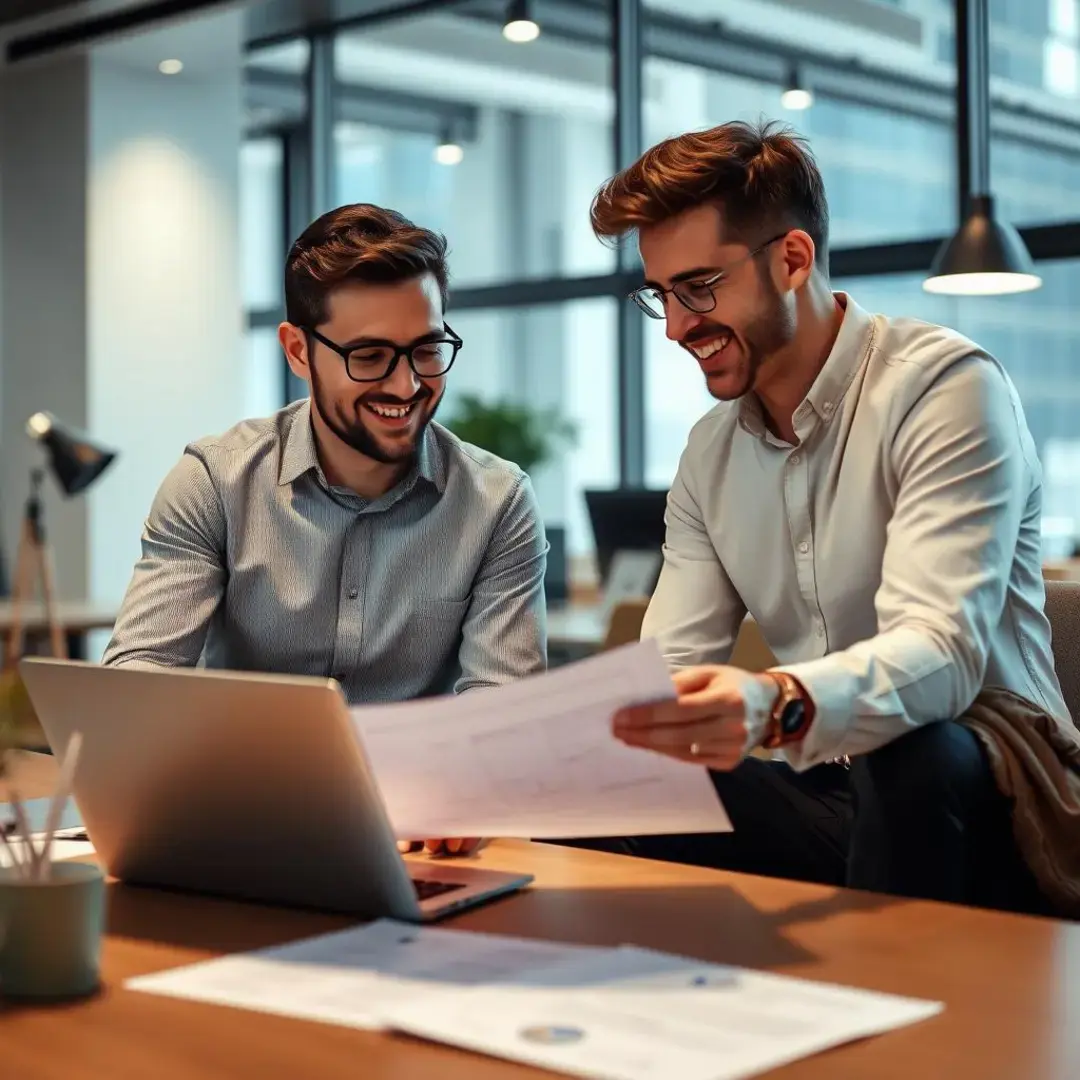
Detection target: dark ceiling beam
<box><xmin>4</xmin><ymin>0</ymin><xmax>231</xmax><ymax>62</ymax></box>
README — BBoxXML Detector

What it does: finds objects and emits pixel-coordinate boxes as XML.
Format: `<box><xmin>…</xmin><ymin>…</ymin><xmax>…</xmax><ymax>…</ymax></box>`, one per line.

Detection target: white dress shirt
<box><xmin>642</xmin><ymin>293</ymin><xmax>1069</xmax><ymax>770</ymax></box>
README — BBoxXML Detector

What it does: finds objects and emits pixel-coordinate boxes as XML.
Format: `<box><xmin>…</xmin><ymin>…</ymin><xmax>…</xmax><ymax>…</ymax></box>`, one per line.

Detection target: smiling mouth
<box><xmin>363</xmin><ymin>400</ymin><xmax>417</xmax><ymax>420</ymax></box>
<box><xmin>688</xmin><ymin>330</ymin><xmax>733</xmax><ymax>361</ymax></box>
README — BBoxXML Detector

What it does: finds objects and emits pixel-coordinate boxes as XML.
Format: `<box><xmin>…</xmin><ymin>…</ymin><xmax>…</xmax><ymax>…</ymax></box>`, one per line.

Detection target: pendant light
<box><xmin>924</xmin><ymin>0</ymin><xmax>1040</xmax><ymax>295</ymax></box>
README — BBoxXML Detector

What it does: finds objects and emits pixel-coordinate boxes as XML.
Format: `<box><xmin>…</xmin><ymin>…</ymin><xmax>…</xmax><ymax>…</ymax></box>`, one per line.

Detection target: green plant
<box><xmin>442</xmin><ymin>394</ymin><xmax>578</xmax><ymax>475</ymax></box>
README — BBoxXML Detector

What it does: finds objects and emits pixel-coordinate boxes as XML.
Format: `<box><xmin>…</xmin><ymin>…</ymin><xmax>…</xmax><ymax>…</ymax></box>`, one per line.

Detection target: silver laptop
<box><xmin>18</xmin><ymin>658</ymin><xmax>532</xmax><ymax>922</ymax></box>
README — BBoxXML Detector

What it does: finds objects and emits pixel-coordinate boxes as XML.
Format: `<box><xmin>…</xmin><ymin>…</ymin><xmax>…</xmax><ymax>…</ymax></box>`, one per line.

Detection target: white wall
<box><xmin>87</xmin><ymin>13</ymin><xmax>245</xmax><ymax>609</ymax></box>
<box><xmin>0</xmin><ymin>8</ymin><xmax>246</xmax><ymax>629</ymax></box>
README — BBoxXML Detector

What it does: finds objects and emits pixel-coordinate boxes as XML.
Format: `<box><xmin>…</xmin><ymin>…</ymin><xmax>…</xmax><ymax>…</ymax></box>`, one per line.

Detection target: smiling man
<box><xmin>572</xmin><ymin>120</ymin><xmax>1068</xmax><ymax>912</ymax></box>
<box><xmin>103</xmin><ymin>206</ymin><xmax>549</xmax><ymax>847</ymax></box>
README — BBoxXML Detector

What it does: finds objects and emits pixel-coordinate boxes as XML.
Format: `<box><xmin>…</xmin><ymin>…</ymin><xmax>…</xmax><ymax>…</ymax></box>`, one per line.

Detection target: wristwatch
<box><xmin>760</xmin><ymin>671</ymin><xmax>815</xmax><ymax>749</ymax></box>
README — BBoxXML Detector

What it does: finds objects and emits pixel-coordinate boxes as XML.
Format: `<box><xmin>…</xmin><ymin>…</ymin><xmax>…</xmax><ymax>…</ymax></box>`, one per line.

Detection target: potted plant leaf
<box><xmin>442</xmin><ymin>394</ymin><xmax>578</xmax><ymax>475</ymax></box>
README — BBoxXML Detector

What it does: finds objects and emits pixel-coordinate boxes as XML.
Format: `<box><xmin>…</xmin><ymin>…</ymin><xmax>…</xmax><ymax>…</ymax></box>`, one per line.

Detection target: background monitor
<box><xmin>584</xmin><ymin>488</ymin><xmax>669</xmax><ymax>585</ymax></box>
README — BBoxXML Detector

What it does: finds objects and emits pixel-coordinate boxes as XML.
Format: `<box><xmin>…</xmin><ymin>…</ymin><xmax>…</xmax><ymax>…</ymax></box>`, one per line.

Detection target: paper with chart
<box><xmin>126</xmin><ymin>918</ymin><xmax>602</xmax><ymax>1031</ymax></box>
<box><xmin>349</xmin><ymin>640</ymin><xmax>730</xmax><ymax>839</ymax></box>
<box><xmin>379</xmin><ymin>943</ymin><xmax>945</xmax><ymax>1080</ymax></box>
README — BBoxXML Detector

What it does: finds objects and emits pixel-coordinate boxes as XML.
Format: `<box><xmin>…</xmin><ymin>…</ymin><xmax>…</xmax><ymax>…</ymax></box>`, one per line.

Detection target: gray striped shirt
<box><xmin>102</xmin><ymin>399</ymin><xmax>548</xmax><ymax>702</ymax></box>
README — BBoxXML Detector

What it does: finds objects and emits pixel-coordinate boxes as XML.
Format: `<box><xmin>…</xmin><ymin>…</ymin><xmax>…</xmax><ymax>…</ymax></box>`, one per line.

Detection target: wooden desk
<box><xmin>5</xmin><ymin>754</ymin><xmax>1079</xmax><ymax>1080</ymax></box>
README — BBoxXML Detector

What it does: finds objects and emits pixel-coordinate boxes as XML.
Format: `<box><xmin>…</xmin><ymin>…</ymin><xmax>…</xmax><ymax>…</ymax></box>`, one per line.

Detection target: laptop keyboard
<box><xmin>412</xmin><ymin>878</ymin><xmax>467</xmax><ymax>902</ymax></box>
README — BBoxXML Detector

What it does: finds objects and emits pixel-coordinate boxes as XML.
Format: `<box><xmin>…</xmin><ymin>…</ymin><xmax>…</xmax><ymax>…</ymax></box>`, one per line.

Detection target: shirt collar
<box><xmin>738</xmin><ymin>291</ymin><xmax>873</xmax><ymax>438</ymax></box>
<box><xmin>278</xmin><ymin>399</ymin><xmax>320</xmax><ymax>486</ymax></box>
<box><xmin>277</xmin><ymin>398</ymin><xmax>447</xmax><ymax>495</ymax></box>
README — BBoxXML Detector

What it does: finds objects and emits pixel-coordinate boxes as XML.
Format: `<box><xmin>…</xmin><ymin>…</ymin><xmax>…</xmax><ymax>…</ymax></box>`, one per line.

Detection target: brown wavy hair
<box><xmin>284</xmin><ymin>204</ymin><xmax>449</xmax><ymax>328</ymax></box>
<box><xmin>590</xmin><ymin>119</ymin><xmax>829</xmax><ymax>265</ymax></box>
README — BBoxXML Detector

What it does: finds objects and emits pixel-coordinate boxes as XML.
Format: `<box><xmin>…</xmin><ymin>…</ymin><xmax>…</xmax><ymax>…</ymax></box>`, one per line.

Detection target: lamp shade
<box><xmin>924</xmin><ymin>195</ymin><xmax>1041</xmax><ymax>296</ymax></box>
<box><xmin>25</xmin><ymin>412</ymin><xmax>117</xmax><ymax>496</ymax></box>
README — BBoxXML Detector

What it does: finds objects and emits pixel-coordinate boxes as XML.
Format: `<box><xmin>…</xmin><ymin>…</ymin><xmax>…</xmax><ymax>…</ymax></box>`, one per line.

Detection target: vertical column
<box><xmin>0</xmin><ymin>54</ymin><xmax>93</xmax><ymax>601</ymax></box>
<box><xmin>613</xmin><ymin>0</ymin><xmax>645</xmax><ymax>488</ymax></box>
<box><xmin>306</xmin><ymin>32</ymin><xmax>337</xmax><ymax>219</ymax></box>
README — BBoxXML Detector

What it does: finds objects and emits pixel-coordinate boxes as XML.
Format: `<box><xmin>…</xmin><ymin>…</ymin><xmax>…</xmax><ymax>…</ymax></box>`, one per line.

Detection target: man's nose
<box><xmin>383</xmin><ymin>356</ymin><xmax>422</xmax><ymax>397</ymax></box>
<box><xmin>665</xmin><ymin>305</ymin><xmax>705</xmax><ymax>343</ymax></box>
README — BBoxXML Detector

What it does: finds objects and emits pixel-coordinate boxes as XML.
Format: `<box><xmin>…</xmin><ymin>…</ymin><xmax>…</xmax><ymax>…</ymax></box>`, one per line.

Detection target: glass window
<box><xmin>440</xmin><ymin>299</ymin><xmax>618</xmax><ymax>566</ymax></box>
<box><xmin>835</xmin><ymin>263</ymin><xmax>1080</xmax><ymax>557</ymax></box>
<box><xmin>644</xmin><ymin>312</ymin><xmax>715</xmax><ymax>489</ymax></box>
<box><xmin>333</xmin><ymin>9</ymin><xmax>615</xmax><ymax>287</ymax></box>
<box><xmin>245</xmin><ymin>327</ymin><xmax>285</xmax><ymax>419</ymax></box>
<box><xmin>239</xmin><ymin>137</ymin><xmax>284</xmax><ymax>311</ymax></box>
<box><xmin>643</xmin><ymin>2</ymin><xmax>957</xmax><ymax>247</ymax></box>
<box><xmin>335</xmin><ymin>123</ymin><xmax>454</xmax><ymax>236</ymax></box>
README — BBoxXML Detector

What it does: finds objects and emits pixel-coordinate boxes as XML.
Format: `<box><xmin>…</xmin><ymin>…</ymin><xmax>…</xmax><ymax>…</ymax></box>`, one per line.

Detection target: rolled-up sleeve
<box><xmin>641</xmin><ymin>451</ymin><xmax>747</xmax><ymax>667</ymax></box>
<box><xmin>101</xmin><ymin>450</ymin><xmax>227</xmax><ymax>669</ymax></box>
<box><xmin>454</xmin><ymin>473</ymin><xmax>548</xmax><ymax>691</ymax></box>
<box><xmin>777</xmin><ymin>355</ymin><xmax>1033</xmax><ymax>770</ymax></box>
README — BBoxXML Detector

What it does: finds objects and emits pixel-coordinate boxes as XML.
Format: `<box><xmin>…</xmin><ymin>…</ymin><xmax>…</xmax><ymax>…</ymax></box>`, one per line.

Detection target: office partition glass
<box><xmin>333</xmin><ymin>9</ymin><xmax>615</xmax><ymax>288</ymax></box>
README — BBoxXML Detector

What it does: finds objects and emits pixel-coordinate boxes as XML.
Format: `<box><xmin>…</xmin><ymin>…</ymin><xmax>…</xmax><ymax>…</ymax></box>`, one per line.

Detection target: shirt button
<box><xmin>822</xmin><ymin>401</ymin><xmax>834</xmax><ymax>414</ymax></box>
<box><xmin>790</xmin><ymin>453</ymin><xmax>801</xmax><ymax>465</ymax></box>
<box><xmin>816</xmin><ymin>622</ymin><xmax>826</xmax><ymax>637</ymax></box>
<box><xmin>798</xmin><ymin>541</ymin><xmax>810</xmax><ymax>554</ymax></box>
<box><xmin>347</xmin><ymin>587</ymin><xmax>358</xmax><ymax>599</ymax></box>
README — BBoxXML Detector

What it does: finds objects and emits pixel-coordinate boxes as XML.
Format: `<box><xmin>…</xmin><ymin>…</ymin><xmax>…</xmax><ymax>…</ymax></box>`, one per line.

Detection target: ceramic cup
<box><xmin>0</xmin><ymin>861</ymin><xmax>106</xmax><ymax>1000</ymax></box>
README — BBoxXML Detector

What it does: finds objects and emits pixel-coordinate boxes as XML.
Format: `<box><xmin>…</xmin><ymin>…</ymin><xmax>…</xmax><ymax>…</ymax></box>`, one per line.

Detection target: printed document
<box><xmin>349</xmin><ymin>640</ymin><xmax>731</xmax><ymax>839</ymax></box>
<box><xmin>126</xmin><ymin>918</ymin><xmax>601</xmax><ymax>1030</ymax></box>
<box><xmin>379</xmin><ymin>943</ymin><xmax>945</xmax><ymax>1080</ymax></box>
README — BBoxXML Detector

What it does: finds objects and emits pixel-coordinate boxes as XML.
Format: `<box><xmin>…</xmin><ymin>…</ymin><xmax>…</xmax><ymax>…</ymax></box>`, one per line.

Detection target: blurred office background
<box><xmin>2</xmin><ymin>0</ymin><xmax>1080</xmax><ymax>637</ymax></box>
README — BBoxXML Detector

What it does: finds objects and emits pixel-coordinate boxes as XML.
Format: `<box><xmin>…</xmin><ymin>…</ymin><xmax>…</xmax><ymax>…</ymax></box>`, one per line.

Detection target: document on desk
<box><xmin>379</xmin><ymin>944</ymin><xmax>945</xmax><ymax>1080</ymax></box>
<box><xmin>349</xmin><ymin>639</ymin><xmax>731</xmax><ymax>839</ymax></box>
<box><xmin>125</xmin><ymin>918</ymin><xmax>602</xmax><ymax>1031</ymax></box>
<box><xmin>0</xmin><ymin>827</ymin><xmax>94</xmax><ymax>869</ymax></box>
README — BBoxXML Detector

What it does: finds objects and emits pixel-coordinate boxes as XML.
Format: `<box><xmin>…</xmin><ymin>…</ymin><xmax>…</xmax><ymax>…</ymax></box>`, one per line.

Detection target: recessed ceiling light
<box><xmin>158</xmin><ymin>59</ymin><xmax>184</xmax><ymax>75</ymax></box>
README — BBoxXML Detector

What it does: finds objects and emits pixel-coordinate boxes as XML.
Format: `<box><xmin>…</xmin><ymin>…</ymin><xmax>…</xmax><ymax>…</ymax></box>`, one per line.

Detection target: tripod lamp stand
<box><xmin>5</xmin><ymin>412</ymin><xmax>117</xmax><ymax>667</ymax></box>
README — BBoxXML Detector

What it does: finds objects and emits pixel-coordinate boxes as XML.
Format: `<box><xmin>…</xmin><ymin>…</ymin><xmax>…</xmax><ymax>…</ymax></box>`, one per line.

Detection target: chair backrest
<box><xmin>1042</xmin><ymin>580</ymin><xmax>1080</xmax><ymax>729</ymax></box>
<box><xmin>601</xmin><ymin>598</ymin><xmax>650</xmax><ymax>651</ymax></box>
<box><xmin>730</xmin><ymin>618</ymin><xmax>778</xmax><ymax>672</ymax></box>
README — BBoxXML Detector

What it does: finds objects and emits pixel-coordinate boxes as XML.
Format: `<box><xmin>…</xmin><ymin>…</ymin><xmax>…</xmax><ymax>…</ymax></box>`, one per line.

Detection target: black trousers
<box><xmin>555</xmin><ymin>721</ymin><xmax>1051</xmax><ymax>914</ymax></box>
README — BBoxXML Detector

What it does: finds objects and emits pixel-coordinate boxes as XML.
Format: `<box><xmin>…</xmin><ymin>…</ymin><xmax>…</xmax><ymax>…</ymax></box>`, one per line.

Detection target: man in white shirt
<box><xmin>583</xmin><ymin>120</ymin><xmax>1065</xmax><ymax>911</ymax></box>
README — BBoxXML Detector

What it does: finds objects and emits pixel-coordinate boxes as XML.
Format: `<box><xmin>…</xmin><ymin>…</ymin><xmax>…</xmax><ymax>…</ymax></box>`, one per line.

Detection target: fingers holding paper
<box><xmin>396</xmin><ymin>838</ymin><xmax>486</xmax><ymax>857</ymax></box>
<box><xmin>612</xmin><ymin>665</ymin><xmax>776</xmax><ymax>771</ymax></box>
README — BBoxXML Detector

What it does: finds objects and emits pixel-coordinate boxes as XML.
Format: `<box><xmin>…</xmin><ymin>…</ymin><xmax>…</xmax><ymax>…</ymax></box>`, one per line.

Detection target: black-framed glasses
<box><xmin>629</xmin><ymin>233</ymin><xmax>789</xmax><ymax>320</ymax></box>
<box><xmin>307</xmin><ymin>324</ymin><xmax>463</xmax><ymax>383</ymax></box>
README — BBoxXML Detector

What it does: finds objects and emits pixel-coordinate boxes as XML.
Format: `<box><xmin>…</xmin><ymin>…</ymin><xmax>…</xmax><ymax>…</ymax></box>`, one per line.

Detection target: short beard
<box><xmin>309</xmin><ymin>363</ymin><xmax>440</xmax><ymax>466</ymax></box>
<box><xmin>697</xmin><ymin>272</ymin><xmax>794</xmax><ymax>402</ymax></box>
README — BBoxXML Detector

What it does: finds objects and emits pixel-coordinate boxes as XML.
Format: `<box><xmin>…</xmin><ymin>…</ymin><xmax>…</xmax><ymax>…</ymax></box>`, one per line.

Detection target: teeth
<box><xmin>369</xmin><ymin>403</ymin><xmax>413</xmax><ymax>419</ymax></box>
<box><xmin>693</xmin><ymin>334</ymin><xmax>731</xmax><ymax>360</ymax></box>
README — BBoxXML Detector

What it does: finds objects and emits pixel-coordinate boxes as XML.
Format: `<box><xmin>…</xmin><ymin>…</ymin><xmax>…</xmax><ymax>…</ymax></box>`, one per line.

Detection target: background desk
<box><xmin>4</xmin><ymin>752</ymin><xmax>1077</xmax><ymax>1080</ymax></box>
<box><xmin>0</xmin><ymin>600</ymin><xmax>118</xmax><ymax>661</ymax></box>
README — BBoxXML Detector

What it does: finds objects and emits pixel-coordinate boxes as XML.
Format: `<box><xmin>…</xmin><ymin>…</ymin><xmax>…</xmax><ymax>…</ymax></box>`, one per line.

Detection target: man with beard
<box><xmin>571</xmin><ymin>120</ymin><xmax>1065</xmax><ymax>911</ymax></box>
<box><xmin>103</xmin><ymin>204</ymin><xmax>547</xmax><ymax>853</ymax></box>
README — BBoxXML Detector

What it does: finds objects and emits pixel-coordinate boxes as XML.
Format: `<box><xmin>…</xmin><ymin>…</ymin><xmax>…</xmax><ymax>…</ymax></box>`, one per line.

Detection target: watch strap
<box><xmin>761</xmin><ymin>671</ymin><xmax>815</xmax><ymax>749</ymax></box>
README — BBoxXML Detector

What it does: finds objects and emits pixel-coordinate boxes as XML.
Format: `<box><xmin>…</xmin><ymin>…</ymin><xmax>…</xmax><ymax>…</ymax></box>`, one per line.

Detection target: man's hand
<box><xmin>612</xmin><ymin>666</ymin><xmax>778</xmax><ymax>771</ymax></box>
<box><xmin>396</xmin><ymin>838</ymin><xmax>486</xmax><ymax>856</ymax></box>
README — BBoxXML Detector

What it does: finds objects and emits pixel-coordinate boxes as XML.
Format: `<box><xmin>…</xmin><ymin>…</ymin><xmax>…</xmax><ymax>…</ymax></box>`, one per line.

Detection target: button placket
<box><xmin>331</xmin><ymin>517</ymin><xmax>370</xmax><ymax>686</ymax></box>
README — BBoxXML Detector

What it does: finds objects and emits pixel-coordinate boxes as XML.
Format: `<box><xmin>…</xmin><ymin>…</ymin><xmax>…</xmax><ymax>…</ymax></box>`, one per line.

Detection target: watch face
<box><xmin>780</xmin><ymin>699</ymin><xmax>805</xmax><ymax>735</ymax></box>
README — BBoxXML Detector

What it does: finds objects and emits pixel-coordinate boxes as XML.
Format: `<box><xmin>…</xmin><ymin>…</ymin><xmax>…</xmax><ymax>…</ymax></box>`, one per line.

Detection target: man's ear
<box><xmin>777</xmin><ymin>230</ymin><xmax>816</xmax><ymax>291</ymax></box>
<box><xmin>279</xmin><ymin>322</ymin><xmax>310</xmax><ymax>382</ymax></box>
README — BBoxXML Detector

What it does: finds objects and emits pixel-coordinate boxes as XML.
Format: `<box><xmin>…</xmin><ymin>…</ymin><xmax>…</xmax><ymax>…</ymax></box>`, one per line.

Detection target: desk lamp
<box><xmin>5</xmin><ymin>413</ymin><xmax>117</xmax><ymax>665</ymax></box>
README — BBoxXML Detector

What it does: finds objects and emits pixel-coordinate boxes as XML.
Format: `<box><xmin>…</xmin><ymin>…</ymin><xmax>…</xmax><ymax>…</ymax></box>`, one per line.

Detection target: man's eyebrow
<box><xmin>339</xmin><ymin>328</ymin><xmax>446</xmax><ymax>349</ymax></box>
<box><xmin>669</xmin><ymin>266</ymin><xmax>723</xmax><ymax>284</ymax></box>
<box><xmin>641</xmin><ymin>267</ymin><xmax>723</xmax><ymax>290</ymax></box>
